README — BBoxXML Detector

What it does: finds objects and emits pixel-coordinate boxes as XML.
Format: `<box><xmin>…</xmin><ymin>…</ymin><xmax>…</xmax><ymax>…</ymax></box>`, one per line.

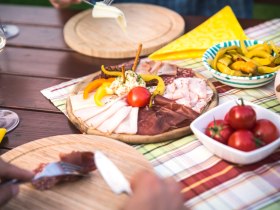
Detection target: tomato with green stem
<box><xmin>205</xmin><ymin>119</ymin><xmax>234</xmax><ymax>144</ymax></box>
<box><xmin>228</xmin><ymin>130</ymin><xmax>264</xmax><ymax>152</ymax></box>
<box><xmin>228</xmin><ymin>98</ymin><xmax>256</xmax><ymax>130</ymax></box>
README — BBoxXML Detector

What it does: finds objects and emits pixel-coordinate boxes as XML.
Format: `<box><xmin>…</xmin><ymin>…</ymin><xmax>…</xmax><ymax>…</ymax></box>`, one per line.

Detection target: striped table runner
<box><xmin>41</xmin><ymin>19</ymin><xmax>280</xmax><ymax>210</ymax></box>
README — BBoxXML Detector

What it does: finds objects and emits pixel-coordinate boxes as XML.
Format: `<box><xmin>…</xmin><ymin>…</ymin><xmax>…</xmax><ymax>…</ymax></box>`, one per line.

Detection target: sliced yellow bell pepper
<box><xmin>83</xmin><ymin>78</ymin><xmax>115</xmax><ymax>99</ymax></box>
<box><xmin>0</xmin><ymin>128</ymin><xmax>7</xmax><ymax>144</ymax></box>
<box><xmin>94</xmin><ymin>82</ymin><xmax>112</xmax><ymax>106</ymax></box>
<box><xmin>258</xmin><ymin>65</ymin><xmax>280</xmax><ymax>74</ymax></box>
<box><xmin>101</xmin><ymin>65</ymin><xmax>122</xmax><ymax>77</ymax></box>
<box><xmin>140</xmin><ymin>74</ymin><xmax>165</xmax><ymax>95</ymax></box>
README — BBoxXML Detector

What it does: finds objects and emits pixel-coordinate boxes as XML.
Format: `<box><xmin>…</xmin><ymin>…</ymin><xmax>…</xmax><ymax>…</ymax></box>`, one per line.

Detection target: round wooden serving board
<box><xmin>66</xmin><ymin>71</ymin><xmax>218</xmax><ymax>144</ymax></box>
<box><xmin>1</xmin><ymin>134</ymin><xmax>153</xmax><ymax>210</ymax></box>
<box><xmin>63</xmin><ymin>3</ymin><xmax>185</xmax><ymax>58</ymax></box>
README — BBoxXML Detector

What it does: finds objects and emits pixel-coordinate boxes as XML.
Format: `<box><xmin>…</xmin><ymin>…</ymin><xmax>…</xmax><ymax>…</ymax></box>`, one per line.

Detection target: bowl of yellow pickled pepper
<box><xmin>202</xmin><ymin>40</ymin><xmax>280</xmax><ymax>88</ymax></box>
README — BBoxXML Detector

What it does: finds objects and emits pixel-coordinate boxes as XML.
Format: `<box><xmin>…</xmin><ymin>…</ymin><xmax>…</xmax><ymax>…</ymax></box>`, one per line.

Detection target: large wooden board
<box><xmin>66</xmin><ymin>71</ymin><xmax>219</xmax><ymax>144</ymax></box>
<box><xmin>63</xmin><ymin>3</ymin><xmax>185</xmax><ymax>58</ymax></box>
<box><xmin>1</xmin><ymin>134</ymin><xmax>153</xmax><ymax>210</ymax></box>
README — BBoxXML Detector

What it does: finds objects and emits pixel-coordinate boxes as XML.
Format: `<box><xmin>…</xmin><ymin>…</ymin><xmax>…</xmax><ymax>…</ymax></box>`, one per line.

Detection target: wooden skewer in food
<box><xmin>132</xmin><ymin>43</ymin><xmax>143</xmax><ymax>71</ymax></box>
<box><xmin>122</xmin><ymin>65</ymin><xmax>126</xmax><ymax>83</ymax></box>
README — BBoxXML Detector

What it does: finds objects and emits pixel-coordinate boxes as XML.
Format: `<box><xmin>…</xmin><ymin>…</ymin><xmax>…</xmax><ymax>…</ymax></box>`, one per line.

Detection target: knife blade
<box><xmin>94</xmin><ymin>150</ymin><xmax>132</xmax><ymax>195</ymax></box>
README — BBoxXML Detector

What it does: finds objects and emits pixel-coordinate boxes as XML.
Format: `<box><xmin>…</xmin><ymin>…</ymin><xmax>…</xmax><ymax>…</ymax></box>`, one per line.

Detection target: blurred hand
<box><xmin>49</xmin><ymin>0</ymin><xmax>82</xmax><ymax>9</ymax></box>
<box><xmin>123</xmin><ymin>171</ymin><xmax>186</xmax><ymax>210</ymax></box>
<box><xmin>0</xmin><ymin>158</ymin><xmax>34</xmax><ymax>207</ymax></box>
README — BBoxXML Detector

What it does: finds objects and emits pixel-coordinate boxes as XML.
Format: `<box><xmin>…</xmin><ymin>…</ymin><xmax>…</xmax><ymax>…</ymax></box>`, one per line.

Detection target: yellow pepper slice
<box><xmin>230</xmin><ymin>60</ymin><xmax>257</xmax><ymax>74</ymax></box>
<box><xmin>83</xmin><ymin>78</ymin><xmax>115</xmax><ymax>99</ymax></box>
<box><xmin>258</xmin><ymin>65</ymin><xmax>280</xmax><ymax>74</ymax></box>
<box><xmin>94</xmin><ymin>82</ymin><xmax>112</xmax><ymax>106</ymax></box>
<box><xmin>140</xmin><ymin>74</ymin><xmax>165</xmax><ymax>95</ymax></box>
<box><xmin>217</xmin><ymin>63</ymin><xmax>247</xmax><ymax>76</ymax></box>
<box><xmin>245</xmin><ymin>49</ymin><xmax>272</xmax><ymax>59</ymax></box>
<box><xmin>211</xmin><ymin>46</ymin><xmax>238</xmax><ymax>70</ymax></box>
<box><xmin>240</xmin><ymin>40</ymin><xmax>248</xmax><ymax>55</ymax></box>
<box><xmin>0</xmin><ymin>128</ymin><xmax>7</xmax><ymax>144</ymax></box>
<box><xmin>101</xmin><ymin>65</ymin><xmax>122</xmax><ymax>77</ymax></box>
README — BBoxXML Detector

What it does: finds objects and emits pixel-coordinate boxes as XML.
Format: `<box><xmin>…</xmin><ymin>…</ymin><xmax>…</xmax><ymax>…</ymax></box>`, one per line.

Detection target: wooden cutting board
<box><xmin>1</xmin><ymin>134</ymin><xmax>153</xmax><ymax>210</ymax></box>
<box><xmin>63</xmin><ymin>3</ymin><xmax>185</xmax><ymax>58</ymax></box>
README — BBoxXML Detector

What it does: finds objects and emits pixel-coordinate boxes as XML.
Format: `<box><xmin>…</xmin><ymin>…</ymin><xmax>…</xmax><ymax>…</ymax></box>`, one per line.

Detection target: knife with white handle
<box><xmin>94</xmin><ymin>150</ymin><xmax>132</xmax><ymax>195</ymax></box>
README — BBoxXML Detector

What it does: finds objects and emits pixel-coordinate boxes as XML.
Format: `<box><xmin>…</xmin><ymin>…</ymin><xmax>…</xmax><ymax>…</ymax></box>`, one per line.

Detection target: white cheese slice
<box><xmin>97</xmin><ymin>106</ymin><xmax>132</xmax><ymax>134</ymax></box>
<box><xmin>86</xmin><ymin>100</ymin><xmax>127</xmax><ymax>128</ymax></box>
<box><xmin>92</xmin><ymin>2</ymin><xmax>127</xmax><ymax>32</ymax></box>
<box><xmin>70</xmin><ymin>92</ymin><xmax>96</xmax><ymax>111</ymax></box>
<box><xmin>114</xmin><ymin>107</ymin><xmax>138</xmax><ymax>134</ymax></box>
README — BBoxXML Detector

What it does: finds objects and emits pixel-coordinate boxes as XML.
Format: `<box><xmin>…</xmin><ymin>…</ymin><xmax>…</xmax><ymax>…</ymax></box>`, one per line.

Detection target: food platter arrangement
<box><xmin>67</xmin><ymin>44</ymin><xmax>218</xmax><ymax>143</ymax></box>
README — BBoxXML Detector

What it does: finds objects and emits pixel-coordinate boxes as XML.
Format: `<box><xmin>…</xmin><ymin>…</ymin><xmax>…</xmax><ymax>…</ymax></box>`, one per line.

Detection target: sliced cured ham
<box><xmin>163</xmin><ymin>77</ymin><xmax>213</xmax><ymax>113</ymax></box>
<box><xmin>97</xmin><ymin>106</ymin><xmax>132</xmax><ymax>134</ymax></box>
<box><xmin>114</xmin><ymin>107</ymin><xmax>138</xmax><ymax>134</ymax></box>
<box><xmin>135</xmin><ymin>58</ymin><xmax>177</xmax><ymax>76</ymax></box>
<box><xmin>137</xmin><ymin>95</ymin><xmax>199</xmax><ymax>135</ymax></box>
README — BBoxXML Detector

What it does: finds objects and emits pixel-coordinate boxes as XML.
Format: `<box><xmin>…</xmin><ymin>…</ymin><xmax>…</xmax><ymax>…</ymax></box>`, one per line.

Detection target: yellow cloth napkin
<box><xmin>149</xmin><ymin>6</ymin><xmax>247</xmax><ymax>60</ymax></box>
<box><xmin>0</xmin><ymin>128</ymin><xmax>6</xmax><ymax>143</ymax></box>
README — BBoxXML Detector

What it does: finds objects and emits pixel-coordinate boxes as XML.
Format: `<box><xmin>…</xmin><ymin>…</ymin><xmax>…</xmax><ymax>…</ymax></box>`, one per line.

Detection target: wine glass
<box><xmin>2</xmin><ymin>24</ymin><xmax>20</xmax><ymax>40</ymax></box>
<box><xmin>0</xmin><ymin>25</ymin><xmax>20</xmax><ymax>133</ymax></box>
<box><xmin>0</xmin><ymin>24</ymin><xmax>6</xmax><ymax>52</ymax></box>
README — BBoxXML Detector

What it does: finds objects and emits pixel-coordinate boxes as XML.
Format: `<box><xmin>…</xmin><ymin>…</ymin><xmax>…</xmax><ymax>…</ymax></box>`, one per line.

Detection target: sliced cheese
<box><xmin>114</xmin><ymin>107</ymin><xmax>138</xmax><ymax>134</ymax></box>
<box><xmin>85</xmin><ymin>100</ymin><xmax>127</xmax><ymax>128</ymax></box>
<box><xmin>92</xmin><ymin>2</ymin><xmax>127</xmax><ymax>33</ymax></box>
<box><xmin>70</xmin><ymin>92</ymin><xmax>96</xmax><ymax>111</ymax></box>
<box><xmin>97</xmin><ymin>106</ymin><xmax>132</xmax><ymax>134</ymax></box>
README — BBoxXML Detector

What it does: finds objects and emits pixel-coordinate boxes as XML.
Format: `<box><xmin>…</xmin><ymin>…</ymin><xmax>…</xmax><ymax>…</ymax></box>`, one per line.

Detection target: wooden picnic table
<box><xmin>0</xmin><ymin>4</ymin><xmax>265</xmax><ymax>154</ymax></box>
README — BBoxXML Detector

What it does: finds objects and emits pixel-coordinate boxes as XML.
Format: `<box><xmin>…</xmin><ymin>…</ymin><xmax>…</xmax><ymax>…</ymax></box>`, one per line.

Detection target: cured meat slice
<box><xmin>97</xmin><ymin>106</ymin><xmax>132</xmax><ymax>133</ymax></box>
<box><xmin>137</xmin><ymin>96</ymin><xmax>199</xmax><ymax>135</ymax></box>
<box><xmin>135</xmin><ymin>59</ymin><xmax>177</xmax><ymax>76</ymax></box>
<box><xmin>114</xmin><ymin>107</ymin><xmax>139</xmax><ymax>134</ymax></box>
<box><xmin>85</xmin><ymin>100</ymin><xmax>127</xmax><ymax>128</ymax></box>
<box><xmin>32</xmin><ymin>151</ymin><xmax>96</xmax><ymax>190</ymax></box>
<box><xmin>163</xmin><ymin>77</ymin><xmax>213</xmax><ymax>113</ymax></box>
<box><xmin>60</xmin><ymin>151</ymin><xmax>96</xmax><ymax>174</ymax></box>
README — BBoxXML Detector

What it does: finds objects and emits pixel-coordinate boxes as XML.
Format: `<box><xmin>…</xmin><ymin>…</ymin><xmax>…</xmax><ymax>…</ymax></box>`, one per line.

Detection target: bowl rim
<box><xmin>202</xmin><ymin>39</ymin><xmax>277</xmax><ymax>81</ymax></box>
<box><xmin>190</xmin><ymin>100</ymin><xmax>280</xmax><ymax>157</ymax></box>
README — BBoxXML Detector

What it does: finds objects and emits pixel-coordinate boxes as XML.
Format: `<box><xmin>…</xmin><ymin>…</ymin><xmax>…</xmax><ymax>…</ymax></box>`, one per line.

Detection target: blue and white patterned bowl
<box><xmin>202</xmin><ymin>40</ymin><xmax>276</xmax><ymax>88</ymax></box>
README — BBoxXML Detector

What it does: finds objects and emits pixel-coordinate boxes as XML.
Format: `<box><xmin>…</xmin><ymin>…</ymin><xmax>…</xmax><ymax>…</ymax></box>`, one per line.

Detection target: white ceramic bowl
<box><xmin>202</xmin><ymin>40</ymin><xmax>276</xmax><ymax>88</ymax></box>
<box><xmin>190</xmin><ymin>100</ymin><xmax>280</xmax><ymax>165</ymax></box>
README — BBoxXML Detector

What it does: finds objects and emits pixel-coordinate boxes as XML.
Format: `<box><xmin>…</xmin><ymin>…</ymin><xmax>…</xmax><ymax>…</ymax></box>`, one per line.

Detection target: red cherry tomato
<box><xmin>127</xmin><ymin>87</ymin><xmax>151</xmax><ymax>107</ymax></box>
<box><xmin>224</xmin><ymin>112</ymin><xmax>230</xmax><ymax>124</ymax></box>
<box><xmin>228</xmin><ymin>130</ymin><xmax>257</xmax><ymax>152</ymax></box>
<box><xmin>205</xmin><ymin>120</ymin><xmax>234</xmax><ymax>144</ymax></box>
<box><xmin>252</xmin><ymin>119</ymin><xmax>279</xmax><ymax>144</ymax></box>
<box><xmin>228</xmin><ymin>99</ymin><xmax>256</xmax><ymax>130</ymax></box>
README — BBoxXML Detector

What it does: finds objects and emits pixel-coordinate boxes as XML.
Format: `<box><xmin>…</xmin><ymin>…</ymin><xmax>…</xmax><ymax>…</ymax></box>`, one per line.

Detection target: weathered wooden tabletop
<box><xmin>0</xmin><ymin>4</ymin><xmax>265</xmax><ymax>154</ymax></box>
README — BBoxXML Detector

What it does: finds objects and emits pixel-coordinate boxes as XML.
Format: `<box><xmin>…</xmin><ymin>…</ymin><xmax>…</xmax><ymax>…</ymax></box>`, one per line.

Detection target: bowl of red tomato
<box><xmin>190</xmin><ymin>99</ymin><xmax>280</xmax><ymax>165</ymax></box>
